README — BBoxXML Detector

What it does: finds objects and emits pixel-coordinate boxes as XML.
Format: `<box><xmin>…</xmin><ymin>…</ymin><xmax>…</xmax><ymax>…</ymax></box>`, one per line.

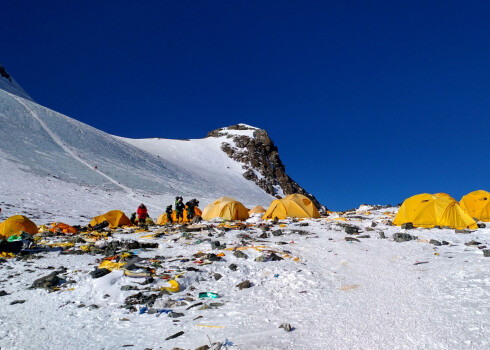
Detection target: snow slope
<box><xmin>0</xmin><ymin>83</ymin><xmax>274</xmax><ymax>224</ymax></box>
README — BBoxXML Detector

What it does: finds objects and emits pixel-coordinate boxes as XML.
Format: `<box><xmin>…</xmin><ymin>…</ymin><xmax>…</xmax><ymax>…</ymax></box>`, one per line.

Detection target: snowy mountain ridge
<box><xmin>0</xmin><ymin>67</ymin><xmax>319</xmax><ymax>223</ymax></box>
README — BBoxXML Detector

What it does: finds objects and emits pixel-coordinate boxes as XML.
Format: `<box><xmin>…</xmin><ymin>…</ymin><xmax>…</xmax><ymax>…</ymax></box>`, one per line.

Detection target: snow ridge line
<box><xmin>12</xmin><ymin>94</ymin><xmax>144</xmax><ymax>203</ymax></box>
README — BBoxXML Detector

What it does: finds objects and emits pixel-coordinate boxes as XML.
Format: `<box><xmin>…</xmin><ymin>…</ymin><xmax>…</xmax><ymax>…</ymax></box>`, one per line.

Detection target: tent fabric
<box><xmin>433</xmin><ymin>193</ymin><xmax>456</xmax><ymax>201</ymax></box>
<box><xmin>201</xmin><ymin>197</ymin><xmax>249</xmax><ymax>221</ymax></box>
<box><xmin>49</xmin><ymin>222</ymin><xmax>78</xmax><ymax>234</ymax></box>
<box><xmin>156</xmin><ymin>207</ymin><xmax>202</xmax><ymax>225</ymax></box>
<box><xmin>90</xmin><ymin>210</ymin><xmax>132</xmax><ymax>228</ymax></box>
<box><xmin>460</xmin><ymin>190</ymin><xmax>490</xmax><ymax>222</ymax></box>
<box><xmin>262</xmin><ymin>194</ymin><xmax>320</xmax><ymax>220</ymax></box>
<box><xmin>249</xmin><ymin>205</ymin><xmax>266</xmax><ymax>215</ymax></box>
<box><xmin>393</xmin><ymin>193</ymin><xmax>478</xmax><ymax>229</ymax></box>
<box><xmin>0</xmin><ymin>215</ymin><xmax>38</xmax><ymax>239</ymax></box>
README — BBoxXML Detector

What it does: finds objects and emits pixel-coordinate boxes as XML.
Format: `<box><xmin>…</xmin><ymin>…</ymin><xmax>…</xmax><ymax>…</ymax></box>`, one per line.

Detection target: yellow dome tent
<box><xmin>262</xmin><ymin>194</ymin><xmax>320</xmax><ymax>220</ymax></box>
<box><xmin>460</xmin><ymin>190</ymin><xmax>490</xmax><ymax>222</ymax></box>
<box><xmin>248</xmin><ymin>205</ymin><xmax>266</xmax><ymax>215</ymax></box>
<box><xmin>156</xmin><ymin>207</ymin><xmax>203</xmax><ymax>225</ymax></box>
<box><xmin>393</xmin><ymin>193</ymin><xmax>477</xmax><ymax>229</ymax></box>
<box><xmin>90</xmin><ymin>210</ymin><xmax>132</xmax><ymax>228</ymax></box>
<box><xmin>201</xmin><ymin>197</ymin><xmax>249</xmax><ymax>221</ymax></box>
<box><xmin>0</xmin><ymin>215</ymin><xmax>38</xmax><ymax>239</ymax></box>
<box><xmin>433</xmin><ymin>193</ymin><xmax>456</xmax><ymax>201</ymax></box>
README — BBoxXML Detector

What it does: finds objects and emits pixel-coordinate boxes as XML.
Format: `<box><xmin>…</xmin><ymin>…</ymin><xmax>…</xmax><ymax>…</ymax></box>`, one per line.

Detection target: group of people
<box><xmin>132</xmin><ymin>197</ymin><xmax>200</xmax><ymax>225</ymax></box>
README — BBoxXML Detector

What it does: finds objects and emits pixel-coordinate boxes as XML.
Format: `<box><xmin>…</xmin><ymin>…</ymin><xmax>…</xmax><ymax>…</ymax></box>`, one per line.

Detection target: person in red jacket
<box><xmin>137</xmin><ymin>204</ymin><xmax>148</xmax><ymax>225</ymax></box>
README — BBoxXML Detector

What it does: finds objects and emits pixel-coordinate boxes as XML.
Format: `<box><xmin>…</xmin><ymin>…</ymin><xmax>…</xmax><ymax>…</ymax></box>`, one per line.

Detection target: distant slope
<box><xmin>0</xmin><ymin>64</ymin><xmax>33</xmax><ymax>101</ymax></box>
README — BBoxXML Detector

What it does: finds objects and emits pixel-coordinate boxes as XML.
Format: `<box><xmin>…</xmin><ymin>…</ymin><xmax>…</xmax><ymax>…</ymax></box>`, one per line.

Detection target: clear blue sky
<box><xmin>2</xmin><ymin>1</ymin><xmax>489</xmax><ymax>210</ymax></box>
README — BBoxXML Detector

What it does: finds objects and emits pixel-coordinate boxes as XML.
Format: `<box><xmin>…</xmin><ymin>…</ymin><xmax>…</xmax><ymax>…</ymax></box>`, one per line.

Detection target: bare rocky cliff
<box><xmin>207</xmin><ymin>124</ymin><xmax>325</xmax><ymax>211</ymax></box>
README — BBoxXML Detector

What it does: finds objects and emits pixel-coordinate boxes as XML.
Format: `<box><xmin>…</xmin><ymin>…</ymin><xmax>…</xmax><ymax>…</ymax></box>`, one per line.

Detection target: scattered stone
<box><xmin>88</xmin><ymin>304</ymin><xmax>99</xmax><ymax>310</ymax></box>
<box><xmin>210</xmin><ymin>241</ymin><xmax>221</xmax><ymax>249</ymax></box>
<box><xmin>455</xmin><ymin>229</ymin><xmax>471</xmax><ymax>234</ymax></box>
<box><xmin>392</xmin><ymin>233</ymin><xmax>417</xmax><ymax>242</ymax></box>
<box><xmin>442</xmin><ymin>241</ymin><xmax>450</xmax><ymax>245</ymax></box>
<box><xmin>279</xmin><ymin>323</ymin><xmax>292</xmax><ymax>332</ymax></box>
<box><xmin>206</xmin><ymin>253</ymin><xmax>222</xmax><ymax>262</ymax></box>
<box><xmin>165</xmin><ymin>331</ymin><xmax>185</xmax><ymax>340</ymax></box>
<box><xmin>378</xmin><ymin>231</ymin><xmax>386</xmax><ymax>239</ymax></box>
<box><xmin>121</xmin><ymin>285</ymin><xmax>138</xmax><ymax>291</ymax></box>
<box><xmin>30</xmin><ymin>271</ymin><xmax>61</xmax><ymax>290</ymax></box>
<box><xmin>255</xmin><ymin>255</ymin><xmax>266</xmax><ymax>262</ymax></box>
<box><xmin>477</xmin><ymin>222</ymin><xmax>486</xmax><ymax>228</ymax></box>
<box><xmin>483</xmin><ymin>250</ymin><xmax>490</xmax><ymax>257</ymax></box>
<box><xmin>386</xmin><ymin>220</ymin><xmax>393</xmax><ymax>226</ymax></box>
<box><xmin>272</xmin><ymin>229</ymin><xmax>283</xmax><ymax>236</ymax></box>
<box><xmin>429</xmin><ymin>239</ymin><xmax>442</xmax><ymax>246</ymax></box>
<box><xmin>357</xmin><ymin>235</ymin><xmax>370</xmax><ymax>239</ymax></box>
<box><xmin>365</xmin><ymin>227</ymin><xmax>374</xmax><ymax>232</ymax></box>
<box><xmin>186</xmin><ymin>302</ymin><xmax>203</xmax><ymax>310</ymax></box>
<box><xmin>465</xmin><ymin>240</ymin><xmax>481</xmax><ymax>246</ymax></box>
<box><xmin>269</xmin><ymin>253</ymin><xmax>283</xmax><ymax>261</ymax></box>
<box><xmin>195</xmin><ymin>345</ymin><xmax>210</xmax><ymax>350</ymax></box>
<box><xmin>90</xmin><ymin>268</ymin><xmax>111</xmax><ymax>279</ymax></box>
<box><xmin>214</xmin><ymin>273</ymin><xmax>222</xmax><ymax>281</ymax></box>
<box><xmin>233</xmin><ymin>251</ymin><xmax>248</xmax><ymax>259</ymax></box>
<box><xmin>401</xmin><ymin>222</ymin><xmax>414</xmax><ymax>230</ymax></box>
<box><xmin>198</xmin><ymin>304</ymin><xmax>211</xmax><ymax>310</ymax></box>
<box><xmin>259</xmin><ymin>232</ymin><xmax>268</xmax><ymax>239</ymax></box>
<box><xmin>168</xmin><ymin>312</ymin><xmax>184</xmax><ymax>318</ymax></box>
<box><xmin>345</xmin><ymin>237</ymin><xmax>360</xmax><ymax>242</ymax></box>
<box><xmin>345</xmin><ymin>226</ymin><xmax>360</xmax><ymax>235</ymax></box>
<box><xmin>371</xmin><ymin>221</ymin><xmax>377</xmax><ymax>228</ymax></box>
<box><xmin>236</xmin><ymin>280</ymin><xmax>251</xmax><ymax>290</ymax></box>
<box><xmin>10</xmin><ymin>300</ymin><xmax>26</xmax><ymax>305</ymax></box>
<box><xmin>120</xmin><ymin>318</ymin><xmax>130</xmax><ymax>321</ymax></box>
<box><xmin>299</xmin><ymin>222</ymin><xmax>309</xmax><ymax>227</ymax></box>
<box><xmin>0</xmin><ymin>290</ymin><xmax>8</xmax><ymax>296</ymax></box>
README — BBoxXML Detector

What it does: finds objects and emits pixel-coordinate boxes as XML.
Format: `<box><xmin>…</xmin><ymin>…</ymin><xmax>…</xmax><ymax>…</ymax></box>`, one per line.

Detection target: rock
<box><xmin>30</xmin><ymin>271</ymin><xmax>61</xmax><ymax>290</ymax></box>
<box><xmin>371</xmin><ymin>221</ymin><xmax>377</xmax><ymax>227</ymax></box>
<box><xmin>299</xmin><ymin>222</ymin><xmax>309</xmax><ymax>227</ymax></box>
<box><xmin>209</xmin><ymin>302</ymin><xmax>224</xmax><ymax>309</ymax></box>
<box><xmin>401</xmin><ymin>222</ymin><xmax>414</xmax><ymax>230</ymax></box>
<box><xmin>233</xmin><ymin>251</ymin><xmax>248</xmax><ymax>259</ymax></box>
<box><xmin>365</xmin><ymin>227</ymin><xmax>374</xmax><ymax>232</ymax></box>
<box><xmin>206</xmin><ymin>253</ymin><xmax>222</xmax><ymax>262</ymax></box>
<box><xmin>386</xmin><ymin>220</ymin><xmax>393</xmax><ymax>226</ymax></box>
<box><xmin>477</xmin><ymin>222</ymin><xmax>486</xmax><ymax>228</ymax></box>
<box><xmin>442</xmin><ymin>241</ymin><xmax>450</xmax><ymax>245</ymax></box>
<box><xmin>255</xmin><ymin>255</ymin><xmax>266</xmax><ymax>262</ymax></box>
<box><xmin>378</xmin><ymin>231</ymin><xmax>386</xmax><ymax>239</ymax></box>
<box><xmin>271</xmin><ymin>229</ymin><xmax>283</xmax><ymax>236</ymax></box>
<box><xmin>10</xmin><ymin>300</ymin><xmax>26</xmax><ymax>305</ymax></box>
<box><xmin>121</xmin><ymin>285</ymin><xmax>138</xmax><ymax>291</ymax></box>
<box><xmin>90</xmin><ymin>268</ymin><xmax>112</xmax><ymax>279</ymax></box>
<box><xmin>269</xmin><ymin>253</ymin><xmax>283</xmax><ymax>261</ymax></box>
<box><xmin>198</xmin><ymin>304</ymin><xmax>211</xmax><ymax>310</ymax></box>
<box><xmin>279</xmin><ymin>323</ymin><xmax>292</xmax><ymax>332</ymax></box>
<box><xmin>165</xmin><ymin>331</ymin><xmax>184</xmax><ymax>340</ymax></box>
<box><xmin>210</xmin><ymin>241</ymin><xmax>221</xmax><ymax>249</ymax></box>
<box><xmin>483</xmin><ymin>250</ymin><xmax>490</xmax><ymax>257</ymax></box>
<box><xmin>345</xmin><ymin>237</ymin><xmax>360</xmax><ymax>242</ymax></box>
<box><xmin>465</xmin><ymin>240</ymin><xmax>481</xmax><ymax>246</ymax></box>
<box><xmin>392</xmin><ymin>233</ymin><xmax>417</xmax><ymax>242</ymax></box>
<box><xmin>195</xmin><ymin>346</ymin><xmax>210</xmax><ymax>350</ymax></box>
<box><xmin>344</xmin><ymin>226</ymin><xmax>359</xmax><ymax>235</ymax></box>
<box><xmin>229</xmin><ymin>263</ymin><xmax>238</xmax><ymax>271</ymax></box>
<box><xmin>259</xmin><ymin>231</ymin><xmax>268</xmax><ymax>238</ymax></box>
<box><xmin>0</xmin><ymin>290</ymin><xmax>8</xmax><ymax>296</ymax></box>
<box><xmin>455</xmin><ymin>229</ymin><xmax>471</xmax><ymax>234</ymax></box>
<box><xmin>168</xmin><ymin>312</ymin><xmax>184</xmax><ymax>318</ymax></box>
<box><xmin>214</xmin><ymin>273</ymin><xmax>222</xmax><ymax>281</ymax></box>
<box><xmin>429</xmin><ymin>239</ymin><xmax>442</xmax><ymax>246</ymax></box>
<box><xmin>236</xmin><ymin>280</ymin><xmax>251</xmax><ymax>290</ymax></box>
<box><xmin>357</xmin><ymin>235</ymin><xmax>370</xmax><ymax>239</ymax></box>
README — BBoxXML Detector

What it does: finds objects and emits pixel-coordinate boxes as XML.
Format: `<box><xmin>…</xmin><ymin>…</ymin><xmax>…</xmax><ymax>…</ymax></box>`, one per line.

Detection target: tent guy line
<box><xmin>12</xmin><ymin>93</ymin><xmax>159</xmax><ymax>212</ymax></box>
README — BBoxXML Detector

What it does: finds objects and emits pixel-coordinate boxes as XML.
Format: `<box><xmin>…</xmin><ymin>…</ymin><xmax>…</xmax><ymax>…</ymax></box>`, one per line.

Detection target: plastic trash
<box><xmin>199</xmin><ymin>292</ymin><xmax>218</xmax><ymax>298</ymax></box>
<box><xmin>139</xmin><ymin>307</ymin><xmax>148</xmax><ymax>314</ymax></box>
<box><xmin>162</xmin><ymin>279</ymin><xmax>180</xmax><ymax>293</ymax></box>
<box><xmin>157</xmin><ymin>309</ymin><xmax>173</xmax><ymax>314</ymax></box>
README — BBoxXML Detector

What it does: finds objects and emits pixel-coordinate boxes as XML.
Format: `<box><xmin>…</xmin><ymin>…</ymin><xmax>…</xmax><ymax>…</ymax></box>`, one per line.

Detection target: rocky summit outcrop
<box><xmin>207</xmin><ymin>124</ymin><xmax>325</xmax><ymax>211</ymax></box>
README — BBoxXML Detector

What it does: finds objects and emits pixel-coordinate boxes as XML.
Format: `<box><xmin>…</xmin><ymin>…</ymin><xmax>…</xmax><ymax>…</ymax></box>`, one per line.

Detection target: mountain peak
<box><xmin>0</xmin><ymin>64</ymin><xmax>33</xmax><ymax>101</ymax></box>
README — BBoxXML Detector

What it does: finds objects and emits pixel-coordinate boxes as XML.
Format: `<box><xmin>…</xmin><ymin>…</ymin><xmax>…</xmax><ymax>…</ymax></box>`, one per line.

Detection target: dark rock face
<box><xmin>207</xmin><ymin>124</ymin><xmax>324</xmax><ymax>211</ymax></box>
<box><xmin>0</xmin><ymin>65</ymin><xmax>12</xmax><ymax>82</ymax></box>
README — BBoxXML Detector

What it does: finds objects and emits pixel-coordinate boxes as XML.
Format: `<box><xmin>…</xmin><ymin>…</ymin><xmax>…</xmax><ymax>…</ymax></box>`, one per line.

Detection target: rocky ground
<box><xmin>1</xmin><ymin>207</ymin><xmax>489</xmax><ymax>349</ymax></box>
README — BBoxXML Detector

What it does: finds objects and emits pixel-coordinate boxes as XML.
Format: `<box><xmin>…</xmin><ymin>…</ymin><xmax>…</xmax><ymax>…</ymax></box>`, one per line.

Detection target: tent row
<box><xmin>393</xmin><ymin>190</ymin><xmax>490</xmax><ymax>230</ymax></box>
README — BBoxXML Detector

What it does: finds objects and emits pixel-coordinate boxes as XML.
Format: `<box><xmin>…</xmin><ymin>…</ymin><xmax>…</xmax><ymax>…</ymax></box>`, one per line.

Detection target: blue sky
<box><xmin>2</xmin><ymin>1</ymin><xmax>489</xmax><ymax>210</ymax></box>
